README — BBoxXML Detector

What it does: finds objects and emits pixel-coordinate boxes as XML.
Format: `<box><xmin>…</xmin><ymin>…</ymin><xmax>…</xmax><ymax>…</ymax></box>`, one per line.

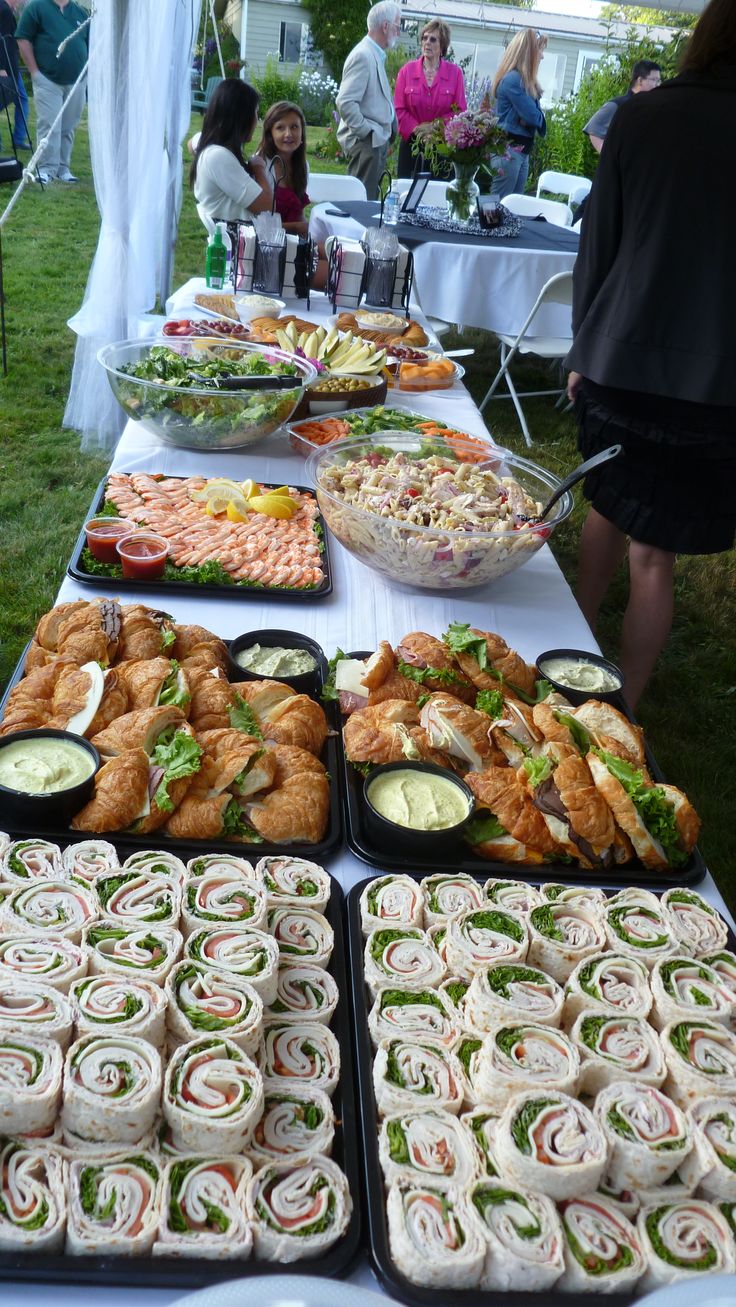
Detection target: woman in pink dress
<box><xmin>394</xmin><ymin>20</ymin><xmax>467</xmax><ymax>178</ymax></box>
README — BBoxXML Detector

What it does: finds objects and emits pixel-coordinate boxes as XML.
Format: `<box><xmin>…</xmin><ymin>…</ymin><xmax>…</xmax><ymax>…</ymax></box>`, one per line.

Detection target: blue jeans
<box><xmin>0</xmin><ymin>69</ymin><xmax>31</xmax><ymax>148</ymax></box>
<box><xmin>490</xmin><ymin>147</ymin><xmax>530</xmax><ymax>199</ymax></box>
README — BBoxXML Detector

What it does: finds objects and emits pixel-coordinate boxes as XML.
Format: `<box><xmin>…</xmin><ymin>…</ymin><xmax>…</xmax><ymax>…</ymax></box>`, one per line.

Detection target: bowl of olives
<box><xmin>296</xmin><ymin>372</ymin><xmax>388</xmax><ymax>418</ymax></box>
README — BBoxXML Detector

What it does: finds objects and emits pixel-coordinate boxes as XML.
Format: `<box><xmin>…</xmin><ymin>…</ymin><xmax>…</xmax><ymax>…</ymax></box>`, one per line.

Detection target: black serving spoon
<box><xmin>187</xmin><ymin>372</ymin><xmax>299</xmax><ymax>391</ymax></box>
<box><xmin>524</xmin><ymin>443</ymin><xmax>623</xmax><ymax>524</ymax></box>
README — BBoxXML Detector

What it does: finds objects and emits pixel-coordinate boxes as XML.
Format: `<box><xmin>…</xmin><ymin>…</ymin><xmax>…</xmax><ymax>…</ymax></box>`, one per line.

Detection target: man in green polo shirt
<box><xmin>16</xmin><ymin>0</ymin><xmax>88</xmax><ymax>182</ymax></box>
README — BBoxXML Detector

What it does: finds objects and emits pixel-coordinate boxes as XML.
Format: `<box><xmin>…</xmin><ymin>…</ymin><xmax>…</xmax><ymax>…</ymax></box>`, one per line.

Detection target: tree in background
<box><xmin>601</xmin><ymin>4</ymin><xmax>697</xmax><ymax>30</ymax></box>
<box><xmin>530</xmin><ymin>20</ymin><xmax>690</xmax><ymax>187</ymax></box>
<box><xmin>301</xmin><ymin>0</ymin><xmax>372</xmax><ymax>81</ymax></box>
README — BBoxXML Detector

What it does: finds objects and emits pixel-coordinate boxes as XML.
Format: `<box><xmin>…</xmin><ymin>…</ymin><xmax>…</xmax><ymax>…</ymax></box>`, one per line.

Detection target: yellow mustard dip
<box><xmin>367</xmin><ymin>769</ymin><xmax>470</xmax><ymax>831</ymax></box>
<box><xmin>0</xmin><ymin>738</ymin><xmax>96</xmax><ymax>795</ymax></box>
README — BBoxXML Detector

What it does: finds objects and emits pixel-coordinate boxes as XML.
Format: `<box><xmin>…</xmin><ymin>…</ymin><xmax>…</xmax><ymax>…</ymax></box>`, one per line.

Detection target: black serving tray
<box><xmin>0</xmin><ymin>849</ymin><xmax>361</xmax><ymax>1287</ymax></box>
<box><xmin>67</xmin><ymin>475</ymin><xmax>333</xmax><ymax>599</ymax></box>
<box><xmin>339</xmin><ymin>652</ymin><xmax>707</xmax><ymax>890</ymax></box>
<box><xmin>0</xmin><ymin>634</ymin><xmax>342</xmax><ymax>864</ymax></box>
<box><xmin>345</xmin><ymin>873</ymin><xmax>735</xmax><ymax>1307</ymax></box>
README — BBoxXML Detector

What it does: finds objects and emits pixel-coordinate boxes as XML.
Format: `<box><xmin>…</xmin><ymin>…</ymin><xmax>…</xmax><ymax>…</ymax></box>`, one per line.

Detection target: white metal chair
<box><xmin>308</xmin><ymin>173</ymin><xmax>367</xmax><ymax>203</ymax></box>
<box><xmin>536</xmin><ymin>170</ymin><xmax>592</xmax><ymax>209</ymax></box>
<box><xmin>394</xmin><ymin>178</ymin><xmax>449</xmax><ymax>207</ymax></box>
<box><xmin>501</xmin><ymin>193</ymin><xmax>573</xmax><ymax>228</ymax></box>
<box><xmin>479</xmin><ymin>270</ymin><xmax>574</xmax><ymax>447</ymax></box>
<box><xmin>196</xmin><ymin>202</ymin><xmax>216</xmax><ymax>235</ymax></box>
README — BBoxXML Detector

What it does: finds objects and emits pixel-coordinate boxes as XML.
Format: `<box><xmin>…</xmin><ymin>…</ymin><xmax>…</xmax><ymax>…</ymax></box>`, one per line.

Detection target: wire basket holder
<box><xmin>326</xmin><ymin>239</ymin><xmax>413</xmax><ymax>313</ymax></box>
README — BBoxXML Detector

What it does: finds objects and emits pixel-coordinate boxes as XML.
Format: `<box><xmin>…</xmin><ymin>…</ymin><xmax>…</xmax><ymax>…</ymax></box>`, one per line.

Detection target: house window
<box><xmin>574</xmin><ymin>49</ymin><xmax>603</xmax><ymax>92</ymax></box>
<box><xmin>279</xmin><ymin>21</ymin><xmax>304</xmax><ymax>63</ymax></box>
<box><xmin>539</xmin><ymin>52</ymin><xmax>567</xmax><ymax>106</ymax></box>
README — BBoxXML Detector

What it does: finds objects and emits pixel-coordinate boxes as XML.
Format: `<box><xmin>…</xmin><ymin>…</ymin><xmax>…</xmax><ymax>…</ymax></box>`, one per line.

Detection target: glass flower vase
<box><xmin>446</xmin><ymin>164</ymin><xmax>480</xmax><ymax>225</ymax></box>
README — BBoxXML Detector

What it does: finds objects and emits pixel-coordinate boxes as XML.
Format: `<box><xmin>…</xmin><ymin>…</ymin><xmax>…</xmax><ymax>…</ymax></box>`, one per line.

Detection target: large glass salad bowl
<box><xmin>307</xmin><ymin>431</ymin><xmax>573</xmax><ymax>590</ymax></box>
<box><xmin>98</xmin><ymin>338</ymin><xmax>317</xmax><ymax>450</ymax></box>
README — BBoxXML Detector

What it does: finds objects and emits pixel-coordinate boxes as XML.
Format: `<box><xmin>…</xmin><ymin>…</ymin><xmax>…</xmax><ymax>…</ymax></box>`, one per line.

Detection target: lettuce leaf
<box><xmin>555</xmin><ymin>712</ymin><xmax>590</xmax><ymax>754</ymax></box>
<box><xmin>523</xmin><ymin>755</ymin><xmax>553</xmax><ymax>788</ymax></box>
<box><xmin>150</xmin><ymin>730</ymin><xmax>202</xmax><ymax>812</ymax></box>
<box><xmin>464</xmin><ymin>811</ymin><xmax>507</xmax><ymax>845</ymax></box>
<box><xmin>594</xmin><ymin>750</ymin><xmax>688</xmax><ymax>866</ymax></box>
<box><xmin>442</xmin><ymin>622</ymin><xmax>487</xmax><ymax>669</ymax></box>
<box><xmin>476</xmin><ymin>689</ymin><xmax>504</xmax><ymax>719</ymax></box>
<box><xmin>229</xmin><ymin>695</ymin><xmax>263</xmax><ymax>739</ymax></box>
<box><xmin>320</xmin><ymin>648</ymin><xmax>349</xmax><ymax>703</ymax></box>
<box><xmin>158</xmin><ymin>660</ymin><xmax>190</xmax><ymax>710</ymax></box>
<box><xmin>222</xmin><ymin>798</ymin><xmax>263</xmax><ymax>842</ymax></box>
<box><xmin>397</xmin><ymin>660</ymin><xmax>466</xmax><ymax>688</ymax></box>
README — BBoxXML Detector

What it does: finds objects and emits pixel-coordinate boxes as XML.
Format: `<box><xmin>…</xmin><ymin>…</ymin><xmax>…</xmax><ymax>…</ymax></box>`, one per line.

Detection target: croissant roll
<box><xmin>70</xmin><ymin>748</ymin><xmax>151</xmax><ymax>833</ymax></box>
<box><xmin>420</xmin><ymin>695</ymin><xmax>498</xmax><ymax>770</ymax></box>
<box><xmin>67</xmin><ymin>1151</ymin><xmax>161</xmax><ymax>1256</ymax></box>
<box><xmin>47</xmin><ymin>663</ymin><xmax>127</xmax><ymax>737</ymax></box>
<box><xmin>360</xmin><ymin>640</ymin><xmax>396</xmax><ymax>690</ymax></box>
<box><xmin>210</xmin><ymin>745</ymin><xmax>277</xmax><ymax>799</ymax></box>
<box><xmin>0</xmin><ymin>1032</ymin><xmax>63</xmax><ymax>1133</ymax></box>
<box><xmin>246</xmin><ymin>772</ymin><xmax>330</xmax><ymax>844</ymax></box>
<box><xmin>395</xmin><ymin>632</ymin><xmax>476</xmax><ymax>703</ymax></box>
<box><xmin>360</xmin><ymin>875</ymin><xmax>425</xmax><ymax>934</ymax></box>
<box><xmin>116</xmin><ymin>604</ymin><xmax>172</xmax><ymax>662</ymax></box>
<box><xmin>89</xmin><ymin>705</ymin><xmax>186</xmax><ymax>757</ymax></box>
<box><xmin>155</xmin><ymin>1155</ymin><xmax>252</xmax><ymax>1259</ymax></box>
<box><xmin>420</xmin><ymin>874</ymin><xmax>486</xmax><ymax>927</ymax></box>
<box><xmin>236</xmin><ymin>678</ymin><xmax>293</xmax><ymax>719</ymax></box>
<box><xmin>187</xmin><ymin>667</ymin><xmax>239</xmax><ymax>731</ymax></box>
<box><xmin>454</xmin><ymin>628</ymin><xmax>536</xmax><ymax>697</ymax></box>
<box><xmin>0</xmin><ymin>659</ymin><xmax>75</xmax><ymax>735</ymax></box>
<box><xmin>268</xmin><ymin>743</ymin><xmax>326</xmax><ymax>785</ymax></box>
<box><xmin>0</xmin><ymin>1141</ymin><xmax>66</xmax><ymax>1253</ymax></box>
<box><xmin>0</xmin><ymin>934</ymin><xmax>86</xmax><ymax>993</ymax></box>
<box><xmin>172</xmin><ymin>623</ymin><xmax>227</xmax><ymax>664</ymax></box>
<box><xmin>56</xmin><ymin>598</ymin><xmax>122</xmax><ymax>666</ymax></box>
<box><xmin>249</xmin><ymin>1088</ymin><xmax>335</xmax><ymax>1165</ymax></box>
<box><xmin>35</xmin><ymin>599</ymin><xmax>89</xmax><ymax>651</ymax></box>
<box><xmin>197</xmin><ymin>727</ymin><xmax>260</xmax><ymax>758</ymax></box>
<box><xmin>164</xmin><ymin>791</ymin><xmax>233</xmax><ymax>841</ymax></box>
<box><xmin>465</xmin><ymin>768</ymin><xmax>559</xmax><ymax>857</ymax></box>
<box><xmin>115</xmin><ymin>656</ymin><xmax>177</xmax><ymax>710</ymax></box>
<box><xmin>263</xmin><ymin>695</ymin><xmax>328</xmax><ymax>755</ymax></box>
<box><xmin>344</xmin><ymin>701</ymin><xmax>421</xmax><ymax>765</ymax></box>
<box><xmin>367</xmin><ymin>671</ymin><xmax>428</xmax><ymax>707</ymax></box>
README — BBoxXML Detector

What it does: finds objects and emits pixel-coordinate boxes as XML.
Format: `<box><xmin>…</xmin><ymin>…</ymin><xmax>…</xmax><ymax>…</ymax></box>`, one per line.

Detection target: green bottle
<box><xmin>205</xmin><ymin>227</ymin><xmax>227</xmax><ymax>289</ymax></box>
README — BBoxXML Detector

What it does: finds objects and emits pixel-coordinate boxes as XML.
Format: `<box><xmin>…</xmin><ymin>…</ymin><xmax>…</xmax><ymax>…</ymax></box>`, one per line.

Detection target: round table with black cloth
<box><xmin>329</xmin><ymin>199</ymin><xmax>581</xmax><ymax>252</ymax></box>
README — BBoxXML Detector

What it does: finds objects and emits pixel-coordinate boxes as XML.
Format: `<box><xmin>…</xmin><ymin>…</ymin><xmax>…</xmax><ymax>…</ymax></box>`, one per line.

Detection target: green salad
<box><xmin>115</xmin><ymin>345</ymin><xmax>302</xmax><ymax>448</ymax></box>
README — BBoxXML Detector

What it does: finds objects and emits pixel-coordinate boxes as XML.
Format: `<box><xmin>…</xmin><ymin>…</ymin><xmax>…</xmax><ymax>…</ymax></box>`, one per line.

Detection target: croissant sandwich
<box><xmin>465</xmin><ymin>766</ymin><xmax>558</xmax><ymax>863</ymax></box>
<box><xmin>587</xmin><ymin>750</ymin><xmax>699</xmax><ymax>870</ymax></box>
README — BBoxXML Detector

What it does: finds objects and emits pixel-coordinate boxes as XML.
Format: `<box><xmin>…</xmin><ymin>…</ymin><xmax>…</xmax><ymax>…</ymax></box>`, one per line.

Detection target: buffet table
<box><xmin>308</xmin><ymin>200</ymin><xmax>578</xmax><ymax>338</ymax></box>
<box><xmin>22</xmin><ymin>284</ymin><xmax>736</xmax><ymax>1304</ymax></box>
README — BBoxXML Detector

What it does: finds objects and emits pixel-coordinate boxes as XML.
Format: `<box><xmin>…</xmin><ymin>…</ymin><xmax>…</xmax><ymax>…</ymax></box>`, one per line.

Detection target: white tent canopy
<box><xmin>64</xmin><ymin>0</ymin><xmax>202</xmax><ymax>451</ymax></box>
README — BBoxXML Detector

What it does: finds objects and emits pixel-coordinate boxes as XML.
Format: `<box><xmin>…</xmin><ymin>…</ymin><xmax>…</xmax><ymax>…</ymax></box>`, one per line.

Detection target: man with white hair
<box><xmin>336</xmin><ymin>1</ymin><xmax>400</xmax><ymax>199</ymax></box>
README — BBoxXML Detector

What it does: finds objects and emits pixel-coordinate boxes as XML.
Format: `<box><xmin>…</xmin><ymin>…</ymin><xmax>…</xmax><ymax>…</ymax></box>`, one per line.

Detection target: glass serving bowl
<box><xmin>307</xmin><ymin>431</ymin><xmax>573</xmax><ymax>591</ymax></box>
<box><xmin>98</xmin><ymin>338</ymin><xmax>318</xmax><ymax>451</ymax></box>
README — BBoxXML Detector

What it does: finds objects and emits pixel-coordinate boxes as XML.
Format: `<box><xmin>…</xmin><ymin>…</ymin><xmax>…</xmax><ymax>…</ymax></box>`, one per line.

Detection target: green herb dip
<box><xmin>367</xmin><ymin>769</ymin><xmax>470</xmax><ymax>831</ymax></box>
<box><xmin>539</xmin><ymin>657</ymin><xmax>621</xmax><ymax>693</ymax></box>
<box><xmin>0</xmin><ymin>738</ymin><xmax>95</xmax><ymax>794</ymax></box>
<box><xmin>234</xmin><ymin>644</ymin><xmax>317</xmax><ymax>677</ymax></box>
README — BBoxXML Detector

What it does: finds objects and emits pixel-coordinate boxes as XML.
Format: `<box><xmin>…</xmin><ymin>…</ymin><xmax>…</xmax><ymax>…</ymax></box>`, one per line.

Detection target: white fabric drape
<box><xmin>64</xmin><ymin>0</ymin><xmax>202</xmax><ymax>452</ymax></box>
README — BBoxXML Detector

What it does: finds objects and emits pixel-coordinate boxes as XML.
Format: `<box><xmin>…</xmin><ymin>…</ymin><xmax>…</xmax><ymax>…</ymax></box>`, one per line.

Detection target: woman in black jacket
<box><xmin>566</xmin><ymin>0</ymin><xmax>736</xmax><ymax>710</ymax></box>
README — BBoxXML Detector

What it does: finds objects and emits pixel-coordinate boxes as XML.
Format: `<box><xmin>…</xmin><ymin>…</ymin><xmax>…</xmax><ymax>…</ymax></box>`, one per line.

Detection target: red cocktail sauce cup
<box><xmin>116</xmin><ymin>532</ymin><xmax>169</xmax><ymax>581</ymax></box>
<box><xmin>84</xmin><ymin>517</ymin><xmax>136</xmax><ymax>563</ymax></box>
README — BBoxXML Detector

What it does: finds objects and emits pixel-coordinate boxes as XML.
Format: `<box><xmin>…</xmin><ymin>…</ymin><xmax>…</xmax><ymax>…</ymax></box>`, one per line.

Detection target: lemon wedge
<box><xmin>240</xmin><ymin>479</ymin><xmax>260</xmax><ymax>499</ymax></box>
<box><xmin>226</xmin><ymin>497</ymin><xmax>251</xmax><ymax>523</ymax></box>
<box><xmin>268</xmin><ymin>485</ymin><xmax>293</xmax><ymax>499</ymax></box>
<box><xmin>249</xmin><ymin>494</ymin><xmax>299</xmax><ymax>519</ymax></box>
<box><xmin>204</xmin><ymin>496</ymin><xmax>232</xmax><ymax>517</ymax></box>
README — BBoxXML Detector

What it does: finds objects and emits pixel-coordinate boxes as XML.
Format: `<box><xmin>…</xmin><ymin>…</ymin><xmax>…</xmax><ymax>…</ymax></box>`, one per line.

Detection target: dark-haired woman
<box><xmin>191</xmin><ymin>78</ymin><xmax>271</xmax><ymax>221</ymax></box>
<box><xmin>255</xmin><ymin>100</ymin><xmax>311</xmax><ymax>234</ymax></box>
<box><xmin>567</xmin><ymin>0</ymin><xmax>736</xmax><ymax>709</ymax></box>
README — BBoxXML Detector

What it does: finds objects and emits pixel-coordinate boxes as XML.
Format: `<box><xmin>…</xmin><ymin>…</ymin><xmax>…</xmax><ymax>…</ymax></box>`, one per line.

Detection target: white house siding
<box><xmin>226</xmin><ymin>0</ymin><xmax>674</xmax><ymax>103</ymax></box>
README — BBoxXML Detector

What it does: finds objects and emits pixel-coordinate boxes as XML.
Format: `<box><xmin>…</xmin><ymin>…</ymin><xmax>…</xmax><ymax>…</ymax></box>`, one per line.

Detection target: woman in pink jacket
<box><xmin>394</xmin><ymin>20</ymin><xmax>467</xmax><ymax>177</ymax></box>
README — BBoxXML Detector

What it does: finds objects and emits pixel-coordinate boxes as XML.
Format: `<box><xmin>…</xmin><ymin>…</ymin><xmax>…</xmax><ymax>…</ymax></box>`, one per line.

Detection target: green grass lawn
<box><xmin>1</xmin><ymin>108</ymin><xmax>734</xmax><ymax>909</ymax></box>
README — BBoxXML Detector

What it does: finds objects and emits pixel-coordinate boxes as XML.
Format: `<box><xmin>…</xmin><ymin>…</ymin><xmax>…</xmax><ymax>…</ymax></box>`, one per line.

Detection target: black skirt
<box><xmin>576</xmin><ymin>388</ymin><xmax>736</xmax><ymax>555</ymax></box>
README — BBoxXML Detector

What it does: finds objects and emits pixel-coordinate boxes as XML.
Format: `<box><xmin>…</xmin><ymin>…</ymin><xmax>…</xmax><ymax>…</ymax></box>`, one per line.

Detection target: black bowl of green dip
<box><xmin>364</xmin><ymin>762</ymin><xmax>475</xmax><ymax>855</ymax></box>
<box><xmin>227</xmin><ymin>629</ymin><xmax>325</xmax><ymax>697</ymax></box>
<box><xmin>0</xmin><ymin>729</ymin><xmax>100</xmax><ymax>828</ymax></box>
<box><xmin>536</xmin><ymin>647</ymin><xmax>624</xmax><ymax>706</ymax></box>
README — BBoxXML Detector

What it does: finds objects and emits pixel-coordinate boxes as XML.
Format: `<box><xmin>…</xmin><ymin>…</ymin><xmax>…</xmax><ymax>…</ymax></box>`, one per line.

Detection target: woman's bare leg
<box><xmin>576</xmin><ymin>508</ymin><xmax>627</xmax><ymax>633</ymax></box>
<box><xmin>619</xmin><ymin>541</ymin><xmax>675</xmax><ymax>711</ymax></box>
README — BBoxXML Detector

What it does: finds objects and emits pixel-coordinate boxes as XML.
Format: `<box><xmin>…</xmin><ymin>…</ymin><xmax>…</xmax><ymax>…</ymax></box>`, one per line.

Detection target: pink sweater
<box><xmin>394</xmin><ymin>58</ymin><xmax>467</xmax><ymax>141</ymax></box>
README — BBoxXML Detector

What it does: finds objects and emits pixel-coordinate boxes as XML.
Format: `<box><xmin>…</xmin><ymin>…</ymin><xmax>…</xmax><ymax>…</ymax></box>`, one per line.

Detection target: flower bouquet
<box><xmin>417</xmin><ymin>108</ymin><xmax>507</xmax><ymax>224</ymax></box>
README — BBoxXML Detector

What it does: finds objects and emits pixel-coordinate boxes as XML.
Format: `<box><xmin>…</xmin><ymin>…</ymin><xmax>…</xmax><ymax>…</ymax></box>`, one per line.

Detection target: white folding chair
<box><xmin>308</xmin><ymin>173</ymin><xmax>367</xmax><ymax>203</ymax></box>
<box><xmin>196</xmin><ymin>202</ymin><xmax>216</xmax><ymax>236</ymax></box>
<box><xmin>536</xmin><ymin>170</ymin><xmax>591</xmax><ymax>209</ymax></box>
<box><xmin>479</xmin><ymin>271</ymin><xmax>574</xmax><ymax>447</ymax></box>
<box><xmin>394</xmin><ymin>178</ymin><xmax>449</xmax><ymax>207</ymax></box>
<box><xmin>501</xmin><ymin>193</ymin><xmax>573</xmax><ymax>228</ymax></box>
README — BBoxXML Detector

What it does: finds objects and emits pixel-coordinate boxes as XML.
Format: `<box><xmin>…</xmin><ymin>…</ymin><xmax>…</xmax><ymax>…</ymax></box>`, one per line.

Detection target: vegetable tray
<box><xmin>338</xmin><ymin>654</ymin><xmax>706</xmax><ymax>890</ymax></box>
<box><xmin>0</xmin><ymin>853</ymin><xmax>362</xmax><ymax>1286</ymax></box>
<box><xmin>0</xmin><ymin>636</ymin><xmax>343</xmax><ymax>864</ymax></box>
<box><xmin>345</xmin><ymin>873</ymin><xmax>736</xmax><ymax>1307</ymax></box>
<box><xmin>67</xmin><ymin>476</ymin><xmax>333</xmax><ymax>600</ymax></box>
<box><xmin>287</xmin><ymin>405</ymin><xmax>496</xmax><ymax>457</ymax></box>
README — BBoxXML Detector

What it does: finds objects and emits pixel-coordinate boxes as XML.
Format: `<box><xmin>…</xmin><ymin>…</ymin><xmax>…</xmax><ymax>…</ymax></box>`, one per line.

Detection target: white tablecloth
<box><xmin>308</xmin><ymin>203</ymin><xmax>577</xmax><ymax>339</ymax></box>
<box><xmin>32</xmin><ymin>280</ymin><xmax>734</xmax><ymax>1304</ymax></box>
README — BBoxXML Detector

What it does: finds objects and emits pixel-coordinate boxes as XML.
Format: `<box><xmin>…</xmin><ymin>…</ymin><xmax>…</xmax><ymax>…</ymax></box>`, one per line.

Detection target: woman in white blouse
<box><xmin>191</xmin><ymin>79</ymin><xmax>272</xmax><ymax>222</ymax></box>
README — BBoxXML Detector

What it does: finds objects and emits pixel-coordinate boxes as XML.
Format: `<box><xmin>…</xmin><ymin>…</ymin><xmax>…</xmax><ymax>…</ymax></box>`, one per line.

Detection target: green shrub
<box><xmin>252</xmin><ymin>55</ymin><xmax>301</xmax><ymax>115</ymax></box>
